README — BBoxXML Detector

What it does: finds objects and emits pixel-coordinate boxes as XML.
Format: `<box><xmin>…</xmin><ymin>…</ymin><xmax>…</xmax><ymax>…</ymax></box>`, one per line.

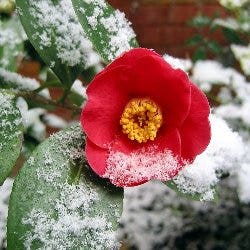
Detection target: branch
<box><xmin>16</xmin><ymin>91</ymin><xmax>82</xmax><ymax>113</ymax></box>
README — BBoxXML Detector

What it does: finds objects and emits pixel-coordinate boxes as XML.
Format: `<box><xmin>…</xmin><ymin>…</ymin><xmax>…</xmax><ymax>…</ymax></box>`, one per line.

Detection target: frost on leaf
<box><xmin>8</xmin><ymin>125</ymin><xmax>122</xmax><ymax>250</ymax></box>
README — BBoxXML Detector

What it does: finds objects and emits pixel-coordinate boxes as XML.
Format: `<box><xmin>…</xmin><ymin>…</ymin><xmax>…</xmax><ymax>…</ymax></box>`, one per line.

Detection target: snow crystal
<box><xmin>104</xmin><ymin>147</ymin><xmax>182</xmax><ymax>186</ymax></box>
<box><xmin>163</xmin><ymin>54</ymin><xmax>192</xmax><ymax>72</ymax></box>
<box><xmin>173</xmin><ymin>115</ymin><xmax>245</xmax><ymax>201</ymax></box>
<box><xmin>25</xmin><ymin>0</ymin><xmax>100</xmax><ymax>68</ymax></box>
<box><xmin>0</xmin><ymin>179</ymin><xmax>13</xmax><ymax>248</ymax></box>
<box><xmin>0</xmin><ymin>68</ymin><xmax>50</xmax><ymax>98</ymax></box>
<box><xmin>81</xmin><ymin>0</ymin><xmax>136</xmax><ymax>61</ymax></box>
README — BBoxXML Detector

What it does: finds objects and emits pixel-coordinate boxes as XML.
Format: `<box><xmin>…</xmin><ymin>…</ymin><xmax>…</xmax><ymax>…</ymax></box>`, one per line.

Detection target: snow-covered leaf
<box><xmin>0</xmin><ymin>16</ymin><xmax>26</xmax><ymax>71</ymax></box>
<box><xmin>72</xmin><ymin>0</ymin><xmax>138</xmax><ymax>63</ymax></box>
<box><xmin>231</xmin><ymin>44</ymin><xmax>250</xmax><ymax>76</ymax></box>
<box><xmin>166</xmin><ymin>180</ymin><xmax>207</xmax><ymax>201</ymax></box>
<box><xmin>0</xmin><ymin>68</ymin><xmax>50</xmax><ymax>98</ymax></box>
<box><xmin>0</xmin><ymin>90</ymin><xmax>23</xmax><ymax>185</ymax></box>
<box><xmin>16</xmin><ymin>0</ymin><xmax>99</xmax><ymax>86</ymax></box>
<box><xmin>7</xmin><ymin>125</ymin><xmax>123</xmax><ymax>249</ymax></box>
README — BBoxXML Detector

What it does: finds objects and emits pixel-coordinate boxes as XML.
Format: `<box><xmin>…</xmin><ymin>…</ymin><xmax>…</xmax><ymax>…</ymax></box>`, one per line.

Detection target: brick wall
<box><xmin>108</xmin><ymin>0</ymin><xmax>227</xmax><ymax>57</ymax></box>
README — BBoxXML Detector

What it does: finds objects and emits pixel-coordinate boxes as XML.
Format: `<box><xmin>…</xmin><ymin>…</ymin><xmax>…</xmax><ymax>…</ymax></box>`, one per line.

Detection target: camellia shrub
<box><xmin>0</xmin><ymin>0</ymin><xmax>249</xmax><ymax>249</ymax></box>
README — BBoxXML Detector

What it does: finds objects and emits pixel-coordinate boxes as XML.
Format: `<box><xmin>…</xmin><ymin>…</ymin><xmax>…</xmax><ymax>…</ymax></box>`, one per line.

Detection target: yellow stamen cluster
<box><xmin>120</xmin><ymin>98</ymin><xmax>163</xmax><ymax>143</ymax></box>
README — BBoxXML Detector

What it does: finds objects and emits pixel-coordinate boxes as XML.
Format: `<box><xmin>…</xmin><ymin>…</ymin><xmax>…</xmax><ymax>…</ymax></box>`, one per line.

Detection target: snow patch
<box><xmin>173</xmin><ymin>115</ymin><xmax>245</xmax><ymax>201</ymax></box>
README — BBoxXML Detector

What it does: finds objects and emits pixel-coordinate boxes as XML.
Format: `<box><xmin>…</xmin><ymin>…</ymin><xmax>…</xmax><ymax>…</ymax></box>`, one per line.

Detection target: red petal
<box><xmin>81</xmin><ymin>66</ymin><xmax>131</xmax><ymax>148</ymax></box>
<box><xmin>179</xmin><ymin>83</ymin><xmax>211</xmax><ymax>162</ymax></box>
<box><xmin>131</xmin><ymin>55</ymin><xmax>191</xmax><ymax>127</ymax></box>
<box><xmin>85</xmin><ymin>138</ymin><xmax>108</xmax><ymax>176</ymax></box>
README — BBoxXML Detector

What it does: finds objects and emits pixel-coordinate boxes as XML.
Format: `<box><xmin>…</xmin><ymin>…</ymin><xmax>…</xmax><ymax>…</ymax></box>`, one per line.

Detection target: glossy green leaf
<box><xmin>0</xmin><ymin>89</ymin><xmax>23</xmax><ymax>185</ymax></box>
<box><xmin>72</xmin><ymin>0</ymin><xmax>138</xmax><ymax>64</ymax></box>
<box><xmin>8</xmin><ymin>125</ymin><xmax>123</xmax><ymax>249</ymax></box>
<box><xmin>15</xmin><ymin>0</ymin><xmax>97</xmax><ymax>86</ymax></box>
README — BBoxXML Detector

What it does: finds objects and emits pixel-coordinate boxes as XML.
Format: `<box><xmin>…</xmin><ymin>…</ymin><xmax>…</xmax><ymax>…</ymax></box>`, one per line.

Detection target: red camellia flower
<box><xmin>81</xmin><ymin>48</ymin><xmax>211</xmax><ymax>187</ymax></box>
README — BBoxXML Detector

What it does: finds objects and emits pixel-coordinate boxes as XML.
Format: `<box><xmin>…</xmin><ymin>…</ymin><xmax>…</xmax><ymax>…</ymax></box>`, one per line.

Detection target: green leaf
<box><xmin>0</xmin><ymin>16</ymin><xmax>26</xmax><ymax>71</ymax></box>
<box><xmin>222</xmin><ymin>28</ymin><xmax>243</xmax><ymax>44</ymax></box>
<box><xmin>15</xmin><ymin>0</ymin><xmax>97</xmax><ymax>86</ymax></box>
<box><xmin>186</xmin><ymin>34</ymin><xmax>203</xmax><ymax>46</ymax></box>
<box><xmin>166</xmin><ymin>180</ymin><xmax>218</xmax><ymax>202</ymax></box>
<box><xmin>193</xmin><ymin>46</ymin><xmax>207</xmax><ymax>62</ymax></box>
<box><xmin>0</xmin><ymin>89</ymin><xmax>23</xmax><ymax>185</ymax></box>
<box><xmin>188</xmin><ymin>15</ymin><xmax>211</xmax><ymax>28</ymax></box>
<box><xmin>8</xmin><ymin>125</ymin><xmax>123</xmax><ymax>249</ymax></box>
<box><xmin>207</xmin><ymin>40</ymin><xmax>222</xmax><ymax>55</ymax></box>
<box><xmin>72</xmin><ymin>0</ymin><xmax>138</xmax><ymax>64</ymax></box>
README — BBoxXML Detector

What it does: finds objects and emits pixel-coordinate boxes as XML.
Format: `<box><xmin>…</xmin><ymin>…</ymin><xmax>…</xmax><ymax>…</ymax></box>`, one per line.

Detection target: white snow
<box><xmin>16</xmin><ymin>97</ymin><xmax>47</xmax><ymax>141</ymax></box>
<box><xmin>163</xmin><ymin>54</ymin><xmax>192</xmax><ymax>72</ymax></box>
<box><xmin>0</xmin><ymin>68</ymin><xmax>50</xmax><ymax>98</ymax></box>
<box><xmin>219</xmin><ymin>0</ymin><xmax>248</xmax><ymax>8</ymax></box>
<box><xmin>71</xmin><ymin>79</ymin><xmax>87</xmax><ymax>101</ymax></box>
<box><xmin>231</xmin><ymin>44</ymin><xmax>250</xmax><ymax>76</ymax></box>
<box><xmin>43</xmin><ymin>114</ymin><xmax>68</xmax><ymax>129</ymax></box>
<box><xmin>0</xmin><ymin>179</ymin><xmax>13</xmax><ymax>248</ymax></box>
<box><xmin>238</xmin><ymin>163</ymin><xmax>250</xmax><ymax>203</ymax></box>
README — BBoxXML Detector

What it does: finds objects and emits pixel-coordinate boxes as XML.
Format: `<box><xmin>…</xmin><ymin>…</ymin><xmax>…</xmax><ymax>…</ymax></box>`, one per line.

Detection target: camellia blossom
<box><xmin>81</xmin><ymin>48</ymin><xmax>211</xmax><ymax>187</ymax></box>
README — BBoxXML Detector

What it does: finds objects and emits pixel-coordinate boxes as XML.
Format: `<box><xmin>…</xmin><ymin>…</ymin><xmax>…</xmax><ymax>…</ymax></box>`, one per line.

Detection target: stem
<box><xmin>16</xmin><ymin>90</ymin><xmax>82</xmax><ymax>113</ymax></box>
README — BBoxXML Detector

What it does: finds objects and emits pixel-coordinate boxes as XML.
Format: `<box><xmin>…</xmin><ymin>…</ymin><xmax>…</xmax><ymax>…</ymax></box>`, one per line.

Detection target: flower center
<box><xmin>120</xmin><ymin>98</ymin><xmax>163</xmax><ymax>143</ymax></box>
